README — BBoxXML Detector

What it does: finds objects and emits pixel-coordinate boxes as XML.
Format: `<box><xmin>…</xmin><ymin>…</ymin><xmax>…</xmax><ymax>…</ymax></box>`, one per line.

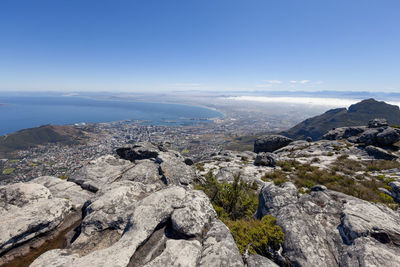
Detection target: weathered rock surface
<box><xmin>254</xmin><ymin>152</ymin><xmax>276</xmax><ymax>167</ymax></box>
<box><xmin>199</xmin><ymin>219</ymin><xmax>244</xmax><ymax>267</ymax></box>
<box><xmin>0</xmin><ymin>183</ymin><xmax>72</xmax><ymax>255</ymax></box>
<box><xmin>389</xmin><ymin>180</ymin><xmax>400</xmax><ymax>202</ymax></box>
<box><xmin>116</xmin><ymin>143</ymin><xmax>159</xmax><ymax>161</ymax></box>
<box><xmin>254</xmin><ymin>135</ymin><xmax>293</xmax><ymax>153</ymax></box>
<box><xmin>69</xmin><ymin>155</ymin><xmax>134</xmax><ymax>192</ymax></box>
<box><xmin>31</xmin><ymin>186</ymin><xmax>243</xmax><ymax>267</ymax></box>
<box><xmin>156</xmin><ymin>151</ymin><xmax>196</xmax><ymax>186</ymax></box>
<box><xmin>256</xmin><ymin>182</ymin><xmax>400</xmax><ymax>267</ymax></box>
<box><xmin>368</xmin><ymin>118</ymin><xmax>389</xmax><ymax>128</ymax></box>
<box><xmin>322</xmin><ymin>126</ymin><xmax>366</xmax><ymax>140</ymax></box>
<box><xmin>365</xmin><ymin>145</ymin><xmax>398</xmax><ymax>160</ymax></box>
<box><xmin>31</xmin><ymin>176</ymin><xmax>92</xmax><ymax>209</ymax></box>
<box><xmin>246</xmin><ymin>254</ymin><xmax>278</xmax><ymax>267</ymax></box>
<box><xmin>323</xmin><ymin>120</ymin><xmax>400</xmax><ymax>148</ymax></box>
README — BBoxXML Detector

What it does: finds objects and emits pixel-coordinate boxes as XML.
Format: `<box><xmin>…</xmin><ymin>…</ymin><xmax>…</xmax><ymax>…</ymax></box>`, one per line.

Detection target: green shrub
<box><xmin>2</xmin><ymin>168</ymin><xmax>15</xmax><ymax>175</ymax></box>
<box><xmin>195</xmin><ymin>172</ymin><xmax>258</xmax><ymax>220</ymax></box>
<box><xmin>195</xmin><ymin>171</ymin><xmax>285</xmax><ymax>257</ymax></box>
<box><xmin>225</xmin><ymin>215</ymin><xmax>284</xmax><ymax>256</ymax></box>
<box><xmin>195</xmin><ymin>163</ymin><xmax>205</xmax><ymax>172</ymax></box>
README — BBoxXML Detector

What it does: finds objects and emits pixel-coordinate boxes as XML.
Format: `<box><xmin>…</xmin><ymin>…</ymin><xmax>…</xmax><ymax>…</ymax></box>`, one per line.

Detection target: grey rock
<box><xmin>254</xmin><ymin>135</ymin><xmax>293</xmax><ymax>153</ymax></box>
<box><xmin>388</xmin><ymin>180</ymin><xmax>400</xmax><ymax>202</ymax></box>
<box><xmin>0</xmin><ymin>183</ymin><xmax>72</xmax><ymax>254</ymax></box>
<box><xmin>365</xmin><ymin>145</ymin><xmax>398</xmax><ymax>160</ymax></box>
<box><xmin>376</xmin><ymin>127</ymin><xmax>400</xmax><ymax>146</ymax></box>
<box><xmin>69</xmin><ymin>155</ymin><xmax>134</xmax><ymax>192</ymax></box>
<box><xmin>256</xmin><ymin>182</ymin><xmax>400</xmax><ymax>267</ymax></box>
<box><xmin>157</xmin><ymin>151</ymin><xmax>196</xmax><ymax>186</ymax></box>
<box><xmin>323</xmin><ymin>126</ymin><xmax>366</xmax><ymax>140</ymax></box>
<box><xmin>120</xmin><ymin>159</ymin><xmax>163</xmax><ymax>187</ymax></box>
<box><xmin>199</xmin><ymin>219</ymin><xmax>244</xmax><ymax>267</ymax></box>
<box><xmin>357</xmin><ymin>128</ymin><xmax>381</xmax><ymax>145</ymax></box>
<box><xmin>171</xmin><ymin>190</ymin><xmax>216</xmax><ymax>236</ymax></box>
<box><xmin>368</xmin><ymin>118</ymin><xmax>388</xmax><ymax>128</ymax></box>
<box><xmin>31</xmin><ymin>176</ymin><xmax>92</xmax><ymax>210</ymax></box>
<box><xmin>254</xmin><ymin>152</ymin><xmax>276</xmax><ymax>167</ymax></box>
<box><xmin>143</xmin><ymin>239</ymin><xmax>202</xmax><ymax>267</ymax></box>
<box><xmin>116</xmin><ymin>143</ymin><xmax>159</xmax><ymax>162</ymax></box>
<box><xmin>310</xmin><ymin>184</ymin><xmax>327</xmax><ymax>192</ymax></box>
<box><xmin>247</xmin><ymin>254</ymin><xmax>278</xmax><ymax>267</ymax></box>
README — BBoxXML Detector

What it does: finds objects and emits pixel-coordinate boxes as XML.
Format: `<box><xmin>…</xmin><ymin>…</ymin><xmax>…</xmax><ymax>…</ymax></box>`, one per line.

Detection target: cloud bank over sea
<box><xmin>226</xmin><ymin>96</ymin><xmax>400</xmax><ymax>108</ymax></box>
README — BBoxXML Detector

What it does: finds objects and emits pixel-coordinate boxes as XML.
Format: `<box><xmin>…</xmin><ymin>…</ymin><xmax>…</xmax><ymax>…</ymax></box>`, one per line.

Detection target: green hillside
<box><xmin>0</xmin><ymin>125</ymin><xmax>87</xmax><ymax>157</ymax></box>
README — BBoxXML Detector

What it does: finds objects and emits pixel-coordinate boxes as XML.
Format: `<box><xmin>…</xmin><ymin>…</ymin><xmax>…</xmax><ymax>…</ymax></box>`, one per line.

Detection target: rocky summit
<box><xmin>1</xmin><ymin>120</ymin><xmax>400</xmax><ymax>266</ymax></box>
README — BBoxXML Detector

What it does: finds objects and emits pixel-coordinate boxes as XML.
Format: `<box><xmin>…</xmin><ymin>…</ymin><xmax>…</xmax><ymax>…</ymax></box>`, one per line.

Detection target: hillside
<box><xmin>0</xmin><ymin>125</ymin><xmax>87</xmax><ymax>157</ymax></box>
<box><xmin>281</xmin><ymin>98</ymin><xmax>400</xmax><ymax>140</ymax></box>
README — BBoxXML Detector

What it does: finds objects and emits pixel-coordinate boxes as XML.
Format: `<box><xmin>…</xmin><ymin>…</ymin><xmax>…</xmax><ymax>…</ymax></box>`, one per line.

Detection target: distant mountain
<box><xmin>0</xmin><ymin>125</ymin><xmax>88</xmax><ymax>157</ymax></box>
<box><xmin>281</xmin><ymin>98</ymin><xmax>400</xmax><ymax>140</ymax></box>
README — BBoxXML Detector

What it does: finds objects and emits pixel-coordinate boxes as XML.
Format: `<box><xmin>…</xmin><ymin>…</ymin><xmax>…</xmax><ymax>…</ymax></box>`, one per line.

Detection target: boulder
<box><xmin>376</xmin><ymin>128</ymin><xmax>400</xmax><ymax>146</ymax></box>
<box><xmin>254</xmin><ymin>152</ymin><xmax>276</xmax><ymax>167</ymax></box>
<box><xmin>254</xmin><ymin>135</ymin><xmax>293</xmax><ymax>153</ymax></box>
<box><xmin>247</xmin><ymin>254</ymin><xmax>278</xmax><ymax>267</ymax></box>
<box><xmin>69</xmin><ymin>155</ymin><xmax>134</xmax><ymax>192</ymax></box>
<box><xmin>199</xmin><ymin>219</ymin><xmax>244</xmax><ymax>267</ymax></box>
<box><xmin>368</xmin><ymin>118</ymin><xmax>389</xmax><ymax>128</ymax></box>
<box><xmin>120</xmin><ymin>159</ymin><xmax>163</xmax><ymax>187</ymax></box>
<box><xmin>0</xmin><ymin>183</ymin><xmax>72</xmax><ymax>255</ymax></box>
<box><xmin>156</xmin><ymin>151</ymin><xmax>196</xmax><ymax>186</ymax></box>
<box><xmin>116</xmin><ymin>143</ymin><xmax>159</xmax><ymax>162</ymax></box>
<box><xmin>357</xmin><ymin>128</ymin><xmax>381</xmax><ymax>145</ymax></box>
<box><xmin>31</xmin><ymin>176</ymin><xmax>92</xmax><ymax>210</ymax></box>
<box><xmin>388</xmin><ymin>180</ymin><xmax>400</xmax><ymax>202</ymax></box>
<box><xmin>256</xmin><ymin>182</ymin><xmax>400</xmax><ymax>266</ymax></box>
<box><xmin>365</xmin><ymin>145</ymin><xmax>398</xmax><ymax>160</ymax></box>
<box><xmin>322</xmin><ymin>126</ymin><xmax>366</xmax><ymax>140</ymax></box>
<box><xmin>31</xmin><ymin>186</ymin><xmax>243</xmax><ymax>267</ymax></box>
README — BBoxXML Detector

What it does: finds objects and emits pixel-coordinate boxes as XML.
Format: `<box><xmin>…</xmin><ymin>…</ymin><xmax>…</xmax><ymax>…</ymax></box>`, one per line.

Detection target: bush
<box><xmin>195</xmin><ymin>172</ymin><xmax>258</xmax><ymax>220</ymax></box>
<box><xmin>2</xmin><ymin>168</ymin><xmax>15</xmax><ymax>175</ymax></box>
<box><xmin>225</xmin><ymin>215</ymin><xmax>284</xmax><ymax>256</ymax></box>
<box><xmin>195</xmin><ymin>171</ymin><xmax>285</xmax><ymax>257</ymax></box>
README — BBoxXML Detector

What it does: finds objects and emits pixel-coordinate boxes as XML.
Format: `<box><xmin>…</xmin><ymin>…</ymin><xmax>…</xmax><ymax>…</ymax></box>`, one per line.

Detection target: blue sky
<box><xmin>0</xmin><ymin>0</ymin><xmax>399</xmax><ymax>92</ymax></box>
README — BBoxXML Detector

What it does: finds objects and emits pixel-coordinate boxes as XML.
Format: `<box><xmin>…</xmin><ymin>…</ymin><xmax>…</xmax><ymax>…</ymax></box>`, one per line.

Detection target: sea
<box><xmin>0</xmin><ymin>95</ymin><xmax>223</xmax><ymax>135</ymax></box>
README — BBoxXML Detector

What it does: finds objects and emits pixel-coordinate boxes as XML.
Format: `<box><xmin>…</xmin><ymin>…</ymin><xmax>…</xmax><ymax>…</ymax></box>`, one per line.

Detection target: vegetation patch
<box><xmin>2</xmin><ymin>168</ymin><xmax>15</xmax><ymax>175</ymax></box>
<box><xmin>270</xmin><ymin>159</ymin><xmax>400</xmax><ymax>206</ymax></box>
<box><xmin>195</xmin><ymin>172</ymin><xmax>284</xmax><ymax>257</ymax></box>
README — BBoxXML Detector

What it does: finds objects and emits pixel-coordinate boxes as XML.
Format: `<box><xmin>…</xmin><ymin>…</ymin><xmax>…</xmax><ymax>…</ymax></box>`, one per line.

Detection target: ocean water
<box><xmin>0</xmin><ymin>96</ymin><xmax>223</xmax><ymax>135</ymax></box>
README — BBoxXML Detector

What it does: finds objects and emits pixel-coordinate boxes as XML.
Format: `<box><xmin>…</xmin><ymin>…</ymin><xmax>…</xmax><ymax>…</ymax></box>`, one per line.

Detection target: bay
<box><xmin>0</xmin><ymin>96</ymin><xmax>223</xmax><ymax>135</ymax></box>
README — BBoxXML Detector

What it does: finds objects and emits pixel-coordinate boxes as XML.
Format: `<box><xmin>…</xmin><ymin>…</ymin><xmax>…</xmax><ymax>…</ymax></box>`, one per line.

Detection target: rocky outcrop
<box><xmin>254</xmin><ymin>135</ymin><xmax>293</xmax><ymax>153</ymax></box>
<box><xmin>31</xmin><ymin>185</ymin><xmax>243</xmax><ymax>267</ymax></box>
<box><xmin>0</xmin><ymin>182</ymin><xmax>73</xmax><ymax>261</ymax></box>
<box><xmin>254</xmin><ymin>152</ymin><xmax>276</xmax><ymax>167</ymax></box>
<box><xmin>246</xmin><ymin>254</ymin><xmax>278</xmax><ymax>267</ymax></box>
<box><xmin>69</xmin><ymin>155</ymin><xmax>134</xmax><ymax>192</ymax></box>
<box><xmin>365</xmin><ymin>145</ymin><xmax>398</xmax><ymax>160</ymax></box>
<box><xmin>116</xmin><ymin>143</ymin><xmax>159</xmax><ymax>162</ymax></box>
<box><xmin>388</xmin><ymin>180</ymin><xmax>400</xmax><ymax>202</ymax></box>
<box><xmin>31</xmin><ymin>176</ymin><xmax>92</xmax><ymax>210</ymax></box>
<box><xmin>323</xmin><ymin>119</ymin><xmax>400</xmax><ymax>148</ymax></box>
<box><xmin>256</xmin><ymin>182</ymin><xmax>400</xmax><ymax>266</ymax></box>
<box><xmin>156</xmin><ymin>151</ymin><xmax>196</xmax><ymax>186</ymax></box>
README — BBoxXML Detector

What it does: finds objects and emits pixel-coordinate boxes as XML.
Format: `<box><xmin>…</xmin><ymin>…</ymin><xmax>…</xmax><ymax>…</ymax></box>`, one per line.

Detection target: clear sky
<box><xmin>1</xmin><ymin>0</ymin><xmax>399</xmax><ymax>92</ymax></box>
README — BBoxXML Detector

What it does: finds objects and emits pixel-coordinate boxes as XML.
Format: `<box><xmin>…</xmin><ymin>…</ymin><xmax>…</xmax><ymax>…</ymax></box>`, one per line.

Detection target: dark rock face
<box><xmin>254</xmin><ymin>135</ymin><xmax>293</xmax><ymax>153</ymax></box>
<box><xmin>116</xmin><ymin>143</ymin><xmax>159</xmax><ymax>162</ymax></box>
<box><xmin>322</xmin><ymin>126</ymin><xmax>366</xmax><ymax>140</ymax></box>
<box><xmin>254</xmin><ymin>152</ymin><xmax>276</xmax><ymax>167</ymax></box>
<box><xmin>368</xmin><ymin>118</ymin><xmax>389</xmax><ymax>128</ymax></box>
<box><xmin>256</xmin><ymin>182</ymin><xmax>400</xmax><ymax>267</ymax></box>
<box><xmin>365</xmin><ymin>145</ymin><xmax>398</xmax><ymax>160</ymax></box>
<box><xmin>323</xmin><ymin>119</ymin><xmax>400</xmax><ymax>148</ymax></box>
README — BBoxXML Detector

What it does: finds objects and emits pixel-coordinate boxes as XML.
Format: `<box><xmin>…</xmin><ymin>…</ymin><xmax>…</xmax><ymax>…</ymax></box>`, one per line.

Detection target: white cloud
<box><xmin>267</xmin><ymin>80</ymin><xmax>282</xmax><ymax>84</ymax></box>
<box><xmin>255</xmin><ymin>84</ymin><xmax>272</xmax><ymax>88</ymax></box>
<box><xmin>290</xmin><ymin>80</ymin><xmax>310</xmax><ymax>84</ymax></box>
